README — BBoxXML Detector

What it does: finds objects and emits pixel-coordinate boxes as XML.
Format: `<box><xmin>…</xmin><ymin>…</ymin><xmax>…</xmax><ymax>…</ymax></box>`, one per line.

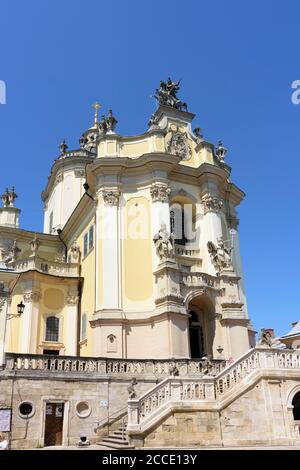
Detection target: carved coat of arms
<box><xmin>166</xmin><ymin>128</ymin><xmax>192</xmax><ymax>160</ymax></box>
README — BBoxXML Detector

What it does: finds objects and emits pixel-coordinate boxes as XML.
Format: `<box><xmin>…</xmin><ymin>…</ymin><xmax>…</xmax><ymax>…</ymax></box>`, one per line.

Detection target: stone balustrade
<box><xmin>4</xmin><ymin>353</ymin><xmax>225</xmax><ymax>377</ymax></box>
<box><xmin>127</xmin><ymin>348</ymin><xmax>300</xmax><ymax>428</ymax></box>
<box><xmin>13</xmin><ymin>257</ymin><xmax>80</xmax><ymax>277</ymax></box>
<box><xmin>182</xmin><ymin>271</ymin><xmax>220</xmax><ymax>289</ymax></box>
<box><xmin>174</xmin><ymin>246</ymin><xmax>200</xmax><ymax>258</ymax></box>
<box><xmin>128</xmin><ymin>376</ymin><xmax>215</xmax><ymax>427</ymax></box>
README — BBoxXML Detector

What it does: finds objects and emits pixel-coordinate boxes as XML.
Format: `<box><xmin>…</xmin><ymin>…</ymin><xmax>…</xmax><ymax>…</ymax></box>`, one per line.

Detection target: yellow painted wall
<box><xmin>7</xmin><ymin>293</ymin><xmax>23</xmax><ymax>353</ymax></box>
<box><xmin>123</xmin><ymin>197</ymin><xmax>153</xmax><ymax>303</ymax></box>
<box><xmin>120</xmin><ymin>140</ymin><xmax>149</xmax><ymax>157</ymax></box>
<box><xmin>40</xmin><ymin>283</ymin><xmax>68</xmax><ymax>350</ymax></box>
<box><xmin>76</xmin><ymin>215</ymin><xmax>96</xmax><ymax>357</ymax></box>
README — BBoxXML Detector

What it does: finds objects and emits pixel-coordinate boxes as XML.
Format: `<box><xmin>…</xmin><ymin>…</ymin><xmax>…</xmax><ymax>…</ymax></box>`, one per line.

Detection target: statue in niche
<box><xmin>207</xmin><ymin>237</ymin><xmax>233</xmax><ymax>273</ymax></box>
<box><xmin>153</xmin><ymin>224</ymin><xmax>174</xmax><ymax>261</ymax></box>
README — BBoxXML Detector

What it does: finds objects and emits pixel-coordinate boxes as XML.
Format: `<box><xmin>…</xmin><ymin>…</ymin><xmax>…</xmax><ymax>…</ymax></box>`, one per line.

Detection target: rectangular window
<box><xmin>83</xmin><ymin>224</ymin><xmax>94</xmax><ymax>258</ymax></box>
<box><xmin>89</xmin><ymin>225</ymin><xmax>94</xmax><ymax>251</ymax></box>
<box><xmin>45</xmin><ymin>316</ymin><xmax>59</xmax><ymax>342</ymax></box>
<box><xmin>83</xmin><ymin>233</ymin><xmax>88</xmax><ymax>257</ymax></box>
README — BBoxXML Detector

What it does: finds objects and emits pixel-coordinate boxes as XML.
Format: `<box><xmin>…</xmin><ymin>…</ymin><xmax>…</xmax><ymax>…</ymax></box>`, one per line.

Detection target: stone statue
<box><xmin>215</xmin><ymin>140</ymin><xmax>227</xmax><ymax>163</ymax></box>
<box><xmin>207</xmin><ymin>237</ymin><xmax>233</xmax><ymax>273</ymax></box>
<box><xmin>258</xmin><ymin>329</ymin><xmax>273</xmax><ymax>348</ymax></box>
<box><xmin>127</xmin><ymin>378</ymin><xmax>138</xmax><ymax>399</ymax></box>
<box><xmin>29</xmin><ymin>234</ymin><xmax>40</xmax><ymax>257</ymax></box>
<box><xmin>99</xmin><ymin>114</ymin><xmax>108</xmax><ymax>133</ymax></box>
<box><xmin>59</xmin><ymin>139</ymin><xmax>68</xmax><ymax>156</ymax></box>
<box><xmin>148</xmin><ymin>113</ymin><xmax>159</xmax><ymax>128</ymax></box>
<box><xmin>168</xmin><ymin>362</ymin><xmax>179</xmax><ymax>377</ymax></box>
<box><xmin>153</xmin><ymin>224</ymin><xmax>174</xmax><ymax>261</ymax></box>
<box><xmin>153</xmin><ymin>78</ymin><xmax>188</xmax><ymax>111</ymax></box>
<box><xmin>2</xmin><ymin>240</ymin><xmax>21</xmax><ymax>265</ymax></box>
<box><xmin>201</xmin><ymin>356</ymin><xmax>213</xmax><ymax>376</ymax></box>
<box><xmin>79</xmin><ymin>134</ymin><xmax>87</xmax><ymax>149</ymax></box>
<box><xmin>106</xmin><ymin>109</ymin><xmax>118</xmax><ymax>132</ymax></box>
<box><xmin>70</xmin><ymin>241</ymin><xmax>81</xmax><ymax>263</ymax></box>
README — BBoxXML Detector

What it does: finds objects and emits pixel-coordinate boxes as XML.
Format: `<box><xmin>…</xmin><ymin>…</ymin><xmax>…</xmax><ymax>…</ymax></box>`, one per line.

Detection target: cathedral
<box><xmin>0</xmin><ymin>80</ymin><xmax>299</xmax><ymax>449</ymax></box>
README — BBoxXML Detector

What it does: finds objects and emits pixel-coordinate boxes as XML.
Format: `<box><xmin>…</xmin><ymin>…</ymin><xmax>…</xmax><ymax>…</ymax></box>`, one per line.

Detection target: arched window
<box><xmin>170</xmin><ymin>205</ymin><xmax>186</xmax><ymax>246</ymax></box>
<box><xmin>189</xmin><ymin>310</ymin><xmax>205</xmax><ymax>359</ymax></box>
<box><xmin>45</xmin><ymin>316</ymin><xmax>59</xmax><ymax>342</ymax></box>
<box><xmin>292</xmin><ymin>391</ymin><xmax>300</xmax><ymax>420</ymax></box>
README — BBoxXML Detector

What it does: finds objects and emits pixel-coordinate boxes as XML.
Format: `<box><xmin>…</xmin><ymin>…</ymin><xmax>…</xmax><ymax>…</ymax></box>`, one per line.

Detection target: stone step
<box><xmin>97</xmin><ymin>440</ymin><xmax>135</xmax><ymax>450</ymax></box>
<box><xmin>114</xmin><ymin>430</ymin><xmax>127</xmax><ymax>436</ymax></box>
<box><xmin>107</xmin><ymin>433</ymin><xmax>127</xmax><ymax>441</ymax></box>
<box><xmin>101</xmin><ymin>436</ymin><xmax>129</xmax><ymax>444</ymax></box>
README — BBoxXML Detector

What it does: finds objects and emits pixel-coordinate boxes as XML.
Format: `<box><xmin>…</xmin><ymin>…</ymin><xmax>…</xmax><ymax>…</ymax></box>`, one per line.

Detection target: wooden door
<box><xmin>44</xmin><ymin>402</ymin><xmax>64</xmax><ymax>446</ymax></box>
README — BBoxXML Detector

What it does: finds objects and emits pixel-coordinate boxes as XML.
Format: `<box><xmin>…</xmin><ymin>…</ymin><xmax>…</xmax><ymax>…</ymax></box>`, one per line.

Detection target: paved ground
<box><xmin>32</xmin><ymin>445</ymin><xmax>300</xmax><ymax>450</ymax></box>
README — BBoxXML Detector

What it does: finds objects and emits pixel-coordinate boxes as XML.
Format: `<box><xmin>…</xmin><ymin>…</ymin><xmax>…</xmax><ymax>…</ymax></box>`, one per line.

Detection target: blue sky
<box><xmin>0</xmin><ymin>0</ymin><xmax>299</xmax><ymax>336</ymax></box>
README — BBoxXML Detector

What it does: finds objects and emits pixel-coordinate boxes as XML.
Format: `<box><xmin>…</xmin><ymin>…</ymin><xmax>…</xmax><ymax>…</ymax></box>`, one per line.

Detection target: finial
<box><xmin>215</xmin><ymin>140</ymin><xmax>227</xmax><ymax>163</ymax></box>
<box><xmin>8</xmin><ymin>186</ymin><xmax>17</xmax><ymax>206</ymax></box>
<box><xmin>92</xmin><ymin>102</ymin><xmax>101</xmax><ymax>127</ymax></box>
<box><xmin>59</xmin><ymin>139</ymin><xmax>68</xmax><ymax>156</ymax></box>
<box><xmin>1</xmin><ymin>188</ymin><xmax>10</xmax><ymax>207</ymax></box>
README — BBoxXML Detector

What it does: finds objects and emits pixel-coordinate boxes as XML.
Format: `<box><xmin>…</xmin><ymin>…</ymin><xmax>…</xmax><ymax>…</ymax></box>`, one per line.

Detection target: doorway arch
<box><xmin>292</xmin><ymin>391</ymin><xmax>300</xmax><ymax>420</ymax></box>
<box><xmin>188</xmin><ymin>310</ymin><xmax>205</xmax><ymax>359</ymax></box>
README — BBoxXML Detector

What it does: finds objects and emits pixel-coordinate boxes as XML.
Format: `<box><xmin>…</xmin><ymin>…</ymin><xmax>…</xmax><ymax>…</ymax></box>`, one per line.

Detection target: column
<box><xmin>201</xmin><ymin>191</ymin><xmax>223</xmax><ymax>275</ymax></box>
<box><xmin>66</xmin><ymin>290</ymin><xmax>79</xmax><ymax>355</ymax></box>
<box><xmin>150</xmin><ymin>182</ymin><xmax>171</xmax><ymax>237</ymax></box>
<box><xmin>228</xmin><ymin>220</ymin><xmax>249</xmax><ymax>316</ymax></box>
<box><xmin>99</xmin><ymin>189</ymin><xmax>121</xmax><ymax>310</ymax></box>
<box><xmin>0</xmin><ymin>285</ymin><xmax>9</xmax><ymax>366</ymax></box>
<box><xmin>21</xmin><ymin>288</ymin><xmax>41</xmax><ymax>354</ymax></box>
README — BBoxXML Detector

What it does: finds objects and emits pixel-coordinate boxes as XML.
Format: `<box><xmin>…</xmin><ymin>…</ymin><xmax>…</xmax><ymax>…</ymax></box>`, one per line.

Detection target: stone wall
<box><xmin>134</xmin><ymin>377</ymin><xmax>300</xmax><ymax>448</ymax></box>
<box><xmin>0</xmin><ymin>375</ymin><xmax>156</xmax><ymax>449</ymax></box>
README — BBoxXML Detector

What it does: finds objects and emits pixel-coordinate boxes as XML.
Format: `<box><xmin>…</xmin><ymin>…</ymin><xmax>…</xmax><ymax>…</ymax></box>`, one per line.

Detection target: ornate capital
<box><xmin>66</xmin><ymin>295</ymin><xmax>80</xmax><ymax>306</ymax></box>
<box><xmin>100</xmin><ymin>189</ymin><xmax>120</xmax><ymax>206</ymax></box>
<box><xmin>23</xmin><ymin>291</ymin><xmax>41</xmax><ymax>303</ymax></box>
<box><xmin>150</xmin><ymin>184</ymin><xmax>171</xmax><ymax>203</ymax></box>
<box><xmin>201</xmin><ymin>194</ymin><xmax>223</xmax><ymax>214</ymax></box>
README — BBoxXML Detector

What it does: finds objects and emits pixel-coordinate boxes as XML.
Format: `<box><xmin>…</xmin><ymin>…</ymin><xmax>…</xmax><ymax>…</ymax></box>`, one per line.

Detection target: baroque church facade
<box><xmin>0</xmin><ymin>80</ymin><xmax>299</xmax><ymax>449</ymax></box>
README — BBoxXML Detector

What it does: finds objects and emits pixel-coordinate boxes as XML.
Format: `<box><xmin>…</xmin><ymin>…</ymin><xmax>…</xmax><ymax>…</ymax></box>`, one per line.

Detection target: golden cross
<box><xmin>92</xmin><ymin>102</ymin><xmax>101</xmax><ymax>126</ymax></box>
<box><xmin>92</xmin><ymin>102</ymin><xmax>101</xmax><ymax>111</ymax></box>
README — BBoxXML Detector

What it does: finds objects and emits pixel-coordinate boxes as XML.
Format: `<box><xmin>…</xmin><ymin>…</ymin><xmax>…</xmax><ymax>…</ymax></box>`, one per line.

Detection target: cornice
<box><xmin>97</xmin><ymin>127</ymin><xmax>166</xmax><ymax>145</ymax></box>
<box><xmin>41</xmin><ymin>152</ymin><xmax>95</xmax><ymax>202</ymax></box>
<box><xmin>0</xmin><ymin>226</ymin><xmax>61</xmax><ymax>246</ymax></box>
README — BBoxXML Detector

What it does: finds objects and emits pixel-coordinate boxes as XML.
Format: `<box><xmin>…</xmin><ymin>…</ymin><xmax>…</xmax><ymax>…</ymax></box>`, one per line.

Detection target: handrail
<box><xmin>127</xmin><ymin>347</ymin><xmax>300</xmax><ymax>429</ymax></box>
<box><xmin>96</xmin><ymin>405</ymin><xmax>128</xmax><ymax>430</ymax></box>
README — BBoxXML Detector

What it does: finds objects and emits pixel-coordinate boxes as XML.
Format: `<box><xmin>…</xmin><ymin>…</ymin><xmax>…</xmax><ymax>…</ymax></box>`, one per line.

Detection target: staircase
<box><xmin>97</xmin><ymin>420</ymin><xmax>134</xmax><ymax>449</ymax></box>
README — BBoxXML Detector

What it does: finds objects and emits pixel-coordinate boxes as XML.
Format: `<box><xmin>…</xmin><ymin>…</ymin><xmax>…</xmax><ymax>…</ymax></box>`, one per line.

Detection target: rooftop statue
<box><xmin>154</xmin><ymin>78</ymin><xmax>188</xmax><ymax>111</ymax></box>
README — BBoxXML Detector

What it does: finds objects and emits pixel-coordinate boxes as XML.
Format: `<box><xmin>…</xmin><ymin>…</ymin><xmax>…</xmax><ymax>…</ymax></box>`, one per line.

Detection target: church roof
<box><xmin>281</xmin><ymin>321</ymin><xmax>300</xmax><ymax>338</ymax></box>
